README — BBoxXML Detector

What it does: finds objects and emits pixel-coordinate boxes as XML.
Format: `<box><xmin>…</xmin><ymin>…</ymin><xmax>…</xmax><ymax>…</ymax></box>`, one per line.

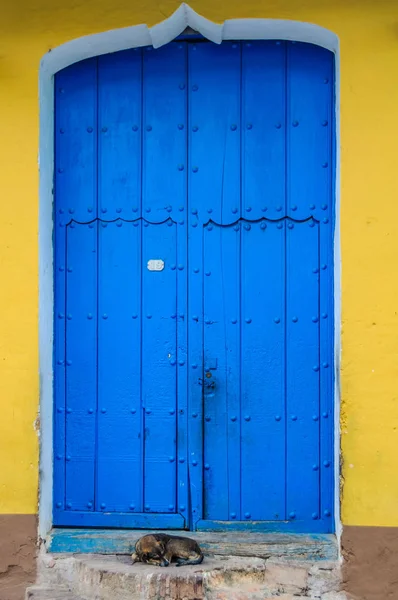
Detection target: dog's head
<box><xmin>140</xmin><ymin>536</ymin><xmax>168</xmax><ymax>565</ymax></box>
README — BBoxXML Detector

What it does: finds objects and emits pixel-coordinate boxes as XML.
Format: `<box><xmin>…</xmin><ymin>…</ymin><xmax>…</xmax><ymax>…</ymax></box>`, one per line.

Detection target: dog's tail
<box><xmin>176</xmin><ymin>552</ymin><xmax>204</xmax><ymax>567</ymax></box>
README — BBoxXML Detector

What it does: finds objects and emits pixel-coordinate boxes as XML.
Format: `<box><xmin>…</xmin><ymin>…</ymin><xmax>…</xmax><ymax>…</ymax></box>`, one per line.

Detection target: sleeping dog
<box><xmin>131</xmin><ymin>533</ymin><xmax>204</xmax><ymax>567</ymax></box>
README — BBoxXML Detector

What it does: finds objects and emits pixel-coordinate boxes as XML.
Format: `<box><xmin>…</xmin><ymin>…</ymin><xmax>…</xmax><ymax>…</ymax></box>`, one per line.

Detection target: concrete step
<box><xmin>36</xmin><ymin>552</ymin><xmax>343</xmax><ymax>600</ymax></box>
<box><xmin>59</xmin><ymin>554</ymin><xmax>269</xmax><ymax>600</ymax></box>
<box><xmin>25</xmin><ymin>585</ymin><xmax>85</xmax><ymax>600</ymax></box>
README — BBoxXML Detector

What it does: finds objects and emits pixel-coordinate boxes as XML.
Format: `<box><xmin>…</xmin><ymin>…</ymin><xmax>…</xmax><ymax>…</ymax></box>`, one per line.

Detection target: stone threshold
<box><xmin>46</xmin><ymin>528</ymin><xmax>338</xmax><ymax>562</ymax></box>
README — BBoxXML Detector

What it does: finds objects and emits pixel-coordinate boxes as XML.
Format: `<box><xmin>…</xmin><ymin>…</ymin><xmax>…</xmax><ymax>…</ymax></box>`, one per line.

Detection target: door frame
<box><xmin>38</xmin><ymin>4</ymin><xmax>341</xmax><ymax>540</ymax></box>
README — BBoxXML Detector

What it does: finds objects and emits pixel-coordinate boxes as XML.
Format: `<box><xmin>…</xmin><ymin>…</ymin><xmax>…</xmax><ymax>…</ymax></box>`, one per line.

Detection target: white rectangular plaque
<box><xmin>147</xmin><ymin>259</ymin><xmax>165</xmax><ymax>272</ymax></box>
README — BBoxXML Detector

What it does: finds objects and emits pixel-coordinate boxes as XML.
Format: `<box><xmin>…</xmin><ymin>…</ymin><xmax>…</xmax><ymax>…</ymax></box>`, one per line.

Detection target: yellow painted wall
<box><xmin>1</xmin><ymin>0</ymin><xmax>397</xmax><ymax>525</ymax></box>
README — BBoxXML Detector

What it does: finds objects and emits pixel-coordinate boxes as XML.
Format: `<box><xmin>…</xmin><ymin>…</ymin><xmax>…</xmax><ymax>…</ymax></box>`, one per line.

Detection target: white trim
<box><xmin>38</xmin><ymin>3</ymin><xmax>340</xmax><ymax>539</ymax></box>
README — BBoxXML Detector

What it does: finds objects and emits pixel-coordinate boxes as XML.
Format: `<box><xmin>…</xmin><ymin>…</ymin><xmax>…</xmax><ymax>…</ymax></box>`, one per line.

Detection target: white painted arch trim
<box><xmin>39</xmin><ymin>3</ymin><xmax>341</xmax><ymax>544</ymax></box>
<box><xmin>40</xmin><ymin>4</ymin><xmax>339</xmax><ymax>76</ymax></box>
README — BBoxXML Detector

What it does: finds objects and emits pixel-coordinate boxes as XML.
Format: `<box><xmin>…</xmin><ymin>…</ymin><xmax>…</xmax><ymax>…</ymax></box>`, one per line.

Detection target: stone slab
<box><xmin>46</xmin><ymin>529</ymin><xmax>338</xmax><ymax>561</ymax></box>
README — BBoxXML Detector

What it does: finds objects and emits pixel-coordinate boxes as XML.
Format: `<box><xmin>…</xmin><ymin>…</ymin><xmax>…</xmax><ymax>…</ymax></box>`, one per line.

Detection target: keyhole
<box><xmin>206</xmin><ymin>372</ymin><xmax>212</xmax><ymax>378</ymax></box>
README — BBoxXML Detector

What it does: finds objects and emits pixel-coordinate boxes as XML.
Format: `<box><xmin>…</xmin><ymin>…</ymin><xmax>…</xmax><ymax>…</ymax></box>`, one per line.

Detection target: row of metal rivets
<box><xmin>217</xmin><ymin>511</ymin><xmax>331</xmax><ymax>520</ymax></box>
<box><xmin>58</xmin><ymin>205</ymin><xmax>328</xmax><ymax>214</ymax></box>
<box><xmin>56</xmin><ymin>406</ymin><xmax>330</xmax><ymax>419</ymax></box>
<box><xmin>56</xmin><ymin>407</ymin><xmax>330</xmax><ymax>419</ymax></box>
<box><xmin>59</xmin><ymin>455</ymin><xmax>330</xmax><ymax>467</ymax></box>
<box><xmin>60</xmin><ymin>220</ymin><xmax>183</xmax><ymax>228</ymax></box>
<box><xmin>58</xmin><ymin>118</ymin><xmax>329</xmax><ymax>134</ymax></box>
<box><xmin>59</xmin><ymin>218</ymin><xmax>329</xmax><ymax>231</ymax></box>
<box><xmin>57</xmin><ymin>359</ymin><xmax>328</xmax><ymax>371</ymax></box>
<box><xmin>204</xmin><ymin>415</ymin><xmax>330</xmax><ymax>424</ymax></box>
<box><xmin>60</xmin><ymin>219</ymin><xmax>329</xmax><ymax>228</ymax></box>
<box><xmin>59</xmin><ymin>218</ymin><xmax>329</xmax><ymax>236</ymax></box>
<box><xmin>204</xmin><ymin>221</ymin><xmax>328</xmax><ymax>231</ymax></box>
<box><xmin>61</xmin><ymin>220</ymin><xmax>328</xmax><ymax>229</ymax></box>
<box><xmin>57</xmin><ymin>313</ymin><xmax>328</xmax><ymax>321</ymax></box>
<box><xmin>57</xmin><ymin>41</ymin><xmax>331</xmax><ymax>60</ymax></box>
<box><xmin>56</xmin><ymin>502</ymin><xmax>332</xmax><ymax>518</ymax></box>
<box><xmin>59</xmin><ymin>456</ymin><xmax>330</xmax><ymax>468</ymax></box>
<box><xmin>57</xmin><ymin>407</ymin><xmax>179</xmax><ymax>415</ymax></box>
<box><xmin>57</xmin><ymin>503</ymin><xmax>182</xmax><ymax>511</ymax></box>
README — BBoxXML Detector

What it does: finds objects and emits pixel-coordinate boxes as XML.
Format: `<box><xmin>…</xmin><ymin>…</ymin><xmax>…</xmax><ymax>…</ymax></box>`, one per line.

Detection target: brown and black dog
<box><xmin>131</xmin><ymin>533</ymin><xmax>204</xmax><ymax>567</ymax></box>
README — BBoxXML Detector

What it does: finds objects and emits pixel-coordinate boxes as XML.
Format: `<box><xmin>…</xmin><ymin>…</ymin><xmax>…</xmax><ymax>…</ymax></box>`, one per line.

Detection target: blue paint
<box><xmin>55</xmin><ymin>58</ymin><xmax>98</xmax><ymax>515</ymax></box>
<box><xmin>142</xmin><ymin>221</ymin><xmax>179</xmax><ymax>512</ymax></box>
<box><xmin>97</xmin><ymin>221</ymin><xmax>142</xmax><ymax>512</ymax></box>
<box><xmin>53</xmin><ymin>512</ymin><xmax>185</xmax><ymax>529</ymax></box>
<box><xmin>240</xmin><ymin>219</ymin><xmax>286</xmax><ymax>521</ymax></box>
<box><xmin>54</xmin><ymin>41</ymin><xmax>335</xmax><ymax>533</ymax></box>
<box><xmin>65</xmin><ymin>222</ymin><xmax>98</xmax><ymax>511</ymax></box>
<box><xmin>242</xmin><ymin>41</ymin><xmax>286</xmax><ymax>219</ymax></box>
<box><xmin>285</xmin><ymin>219</ymin><xmax>320</xmax><ymax>520</ymax></box>
<box><xmin>96</xmin><ymin>51</ymin><xmax>143</xmax><ymax>513</ymax></box>
<box><xmin>195</xmin><ymin>519</ymin><xmax>333</xmax><ymax>534</ymax></box>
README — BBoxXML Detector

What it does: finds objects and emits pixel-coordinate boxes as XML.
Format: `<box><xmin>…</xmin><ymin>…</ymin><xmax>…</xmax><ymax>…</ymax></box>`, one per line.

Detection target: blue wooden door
<box><xmin>187</xmin><ymin>41</ymin><xmax>335</xmax><ymax>533</ymax></box>
<box><xmin>54</xmin><ymin>45</ymin><xmax>189</xmax><ymax>528</ymax></box>
<box><xmin>54</xmin><ymin>40</ymin><xmax>335</xmax><ymax>533</ymax></box>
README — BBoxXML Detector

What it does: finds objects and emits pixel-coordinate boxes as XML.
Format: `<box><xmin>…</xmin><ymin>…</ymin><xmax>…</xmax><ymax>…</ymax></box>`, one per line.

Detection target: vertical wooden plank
<box><xmin>240</xmin><ymin>220</ymin><xmax>286</xmax><ymax>521</ymax></box>
<box><xmin>55</xmin><ymin>59</ymin><xmax>98</xmax><ymax>223</ymax></box>
<box><xmin>242</xmin><ymin>41</ymin><xmax>286</xmax><ymax>221</ymax></box>
<box><xmin>53</xmin><ymin>192</ymin><xmax>67</xmax><ymax>515</ymax></box>
<box><xmin>96</xmin><ymin>51</ymin><xmax>143</xmax><ymax>513</ymax></box>
<box><xmin>188</xmin><ymin>41</ymin><xmax>241</xmax><ymax>522</ymax></box>
<box><xmin>54</xmin><ymin>72</ymin><xmax>68</xmax><ymax>515</ymax></box>
<box><xmin>319</xmin><ymin>53</ymin><xmax>335</xmax><ymax>530</ymax></box>
<box><xmin>65</xmin><ymin>221</ymin><xmax>98</xmax><ymax>511</ymax></box>
<box><xmin>177</xmin><ymin>211</ymin><xmax>189</xmax><ymax>520</ymax></box>
<box><xmin>96</xmin><ymin>222</ymin><xmax>142</xmax><ymax>513</ymax></box>
<box><xmin>224</xmin><ymin>225</ymin><xmax>241</xmax><ymax>521</ymax></box>
<box><xmin>286</xmin><ymin>220</ymin><xmax>321</xmax><ymax>522</ymax></box>
<box><xmin>98</xmin><ymin>50</ymin><xmax>142</xmax><ymax>219</ymax></box>
<box><xmin>142</xmin><ymin>221</ymin><xmax>178</xmax><ymax>513</ymax></box>
<box><xmin>201</xmin><ymin>224</ymin><xmax>241</xmax><ymax>520</ymax></box>
<box><xmin>287</xmin><ymin>42</ymin><xmax>335</xmax><ymax>528</ymax></box>
<box><xmin>202</xmin><ymin>224</ymin><xmax>228</xmax><ymax>519</ymax></box>
<box><xmin>187</xmin><ymin>42</ymin><xmax>203</xmax><ymax>524</ymax></box>
<box><xmin>54</xmin><ymin>59</ymin><xmax>98</xmax><ymax>514</ymax></box>
<box><xmin>320</xmin><ymin>215</ymin><xmax>335</xmax><ymax>531</ymax></box>
<box><xmin>142</xmin><ymin>43</ymin><xmax>187</xmax><ymax>225</ymax></box>
<box><xmin>187</xmin><ymin>214</ymin><xmax>203</xmax><ymax>527</ymax></box>
<box><xmin>188</xmin><ymin>41</ymin><xmax>241</xmax><ymax>225</ymax></box>
<box><xmin>142</xmin><ymin>42</ymin><xmax>187</xmax><ymax>518</ymax></box>
<box><xmin>174</xmin><ymin>45</ymin><xmax>189</xmax><ymax>521</ymax></box>
<box><xmin>287</xmin><ymin>42</ymin><xmax>334</xmax><ymax>225</ymax></box>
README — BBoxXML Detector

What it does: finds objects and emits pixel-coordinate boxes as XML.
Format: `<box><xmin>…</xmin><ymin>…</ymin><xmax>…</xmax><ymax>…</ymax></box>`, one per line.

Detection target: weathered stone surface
<box><xmin>25</xmin><ymin>585</ymin><xmax>84</xmax><ymax>600</ymax></box>
<box><xmin>309</xmin><ymin>562</ymin><xmax>342</xmax><ymax>597</ymax></box>
<box><xmin>72</xmin><ymin>554</ymin><xmax>270</xmax><ymax>600</ymax></box>
<box><xmin>207</xmin><ymin>590</ymin><xmax>297</xmax><ymax>600</ymax></box>
<box><xmin>264</xmin><ymin>559</ymin><xmax>309</xmax><ymax>594</ymax></box>
<box><xmin>31</xmin><ymin>550</ymin><xmax>343</xmax><ymax>599</ymax></box>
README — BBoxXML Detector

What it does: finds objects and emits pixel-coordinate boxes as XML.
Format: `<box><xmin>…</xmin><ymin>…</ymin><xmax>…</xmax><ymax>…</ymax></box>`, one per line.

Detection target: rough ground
<box><xmin>26</xmin><ymin>552</ymin><xmax>348</xmax><ymax>599</ymax></box>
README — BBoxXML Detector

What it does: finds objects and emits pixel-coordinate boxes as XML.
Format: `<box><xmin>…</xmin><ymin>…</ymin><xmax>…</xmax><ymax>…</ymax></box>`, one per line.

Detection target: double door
<box><xmin>54</xmin><ymin>39</ymin><xmax>335</xmax><ymax>532</ymax></box>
